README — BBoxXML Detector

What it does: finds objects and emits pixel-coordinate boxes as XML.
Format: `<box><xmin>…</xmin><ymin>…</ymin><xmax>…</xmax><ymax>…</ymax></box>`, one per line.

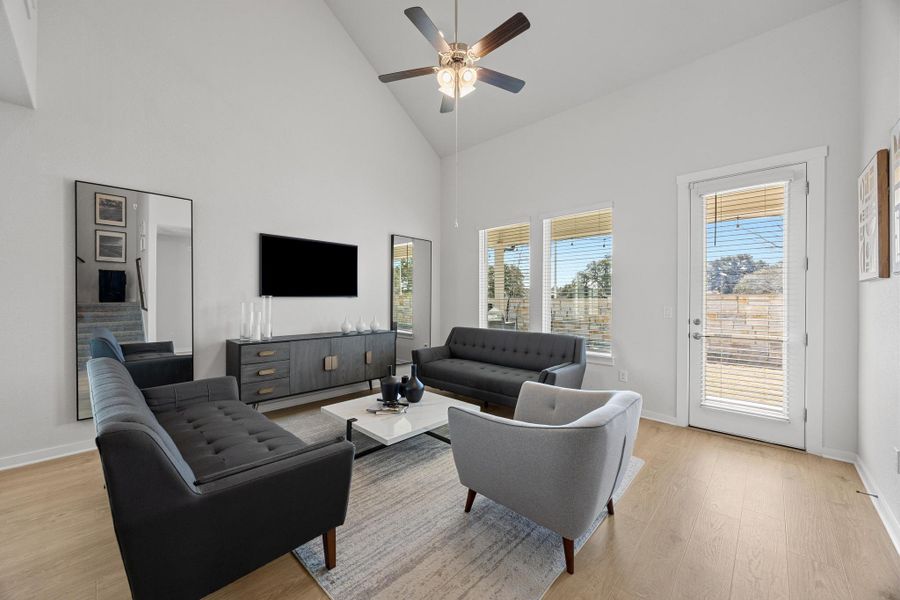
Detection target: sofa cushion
<box><xmin>422</xmin><ymin>357</ymin><xmax>539</xmax><ymax>398</ymax></box>
<box><xmin>445</xmin><ymin>327</ymin><xmax>579</xmax><ymax>372</ymax></box>
<box><xmin>154</xmin><ymin>401</ymin><xmax>310</xmax><ymax>484</ymax></box>
<box><xmin>124</xmin><ymin>351</ymin><xmax>173</xmax><ymax>362</ymax></box>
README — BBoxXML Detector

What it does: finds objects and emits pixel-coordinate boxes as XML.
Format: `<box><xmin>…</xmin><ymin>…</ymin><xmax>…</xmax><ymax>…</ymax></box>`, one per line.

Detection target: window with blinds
<box><xmin>478</xmin><ymin>222</ymin><xmax>531</xmax><ymax>331</ymax></box>
<box><xmin>392</xmin><ymin>241</ymin><xmax>414</xmax><ymax>333</ymax></box>
<box><xmin>702</xmin><ymin>183</ymin><xmax>787</xmax><ymax>416</ymax></box>
<box><xmin>542</xmin><ymin>209</ymin><xmax>613</xmax><ymax>354</ymax></box>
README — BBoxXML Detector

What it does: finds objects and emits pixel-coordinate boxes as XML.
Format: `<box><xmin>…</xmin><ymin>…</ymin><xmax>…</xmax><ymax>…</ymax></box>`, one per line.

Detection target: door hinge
<box><xmin>805</xmin><ymin>257</ymin><xmax>809</xmax><ymax>271</ymax></box>
<box><xmin>805</xmin><ymin>180</ymin><xmax>810</xmax><ymax>195</ymax></box>
<box><xmin>805</xmin><ymin>333</ymin><xmax>809</xmax><ymax>346</ymax></box>
<box><xmin>804</xmin><ymin>408</ymin><xmax>808</xmax><ymax>422</ymax></box>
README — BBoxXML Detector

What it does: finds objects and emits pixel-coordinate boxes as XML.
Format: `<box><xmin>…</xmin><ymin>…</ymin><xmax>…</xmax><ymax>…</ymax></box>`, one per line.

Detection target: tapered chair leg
<box><xmin>464</xmin><ymin>489</ymin><xmax>477</xmax><ymax>513</ymax></box>
<box><xmin>562</xmin><ymin>537</ymin><xmax>575</xmax><ymax>574</ymax></box>
<box><xmin>607</xmin><ymin>498</ymin><xmax>615</xmax><ymax>515</ymax></box>
<box><xmin>322</xmin><ymin>528</ymin><xmax>336</xmax><ymax>570</ymax></box>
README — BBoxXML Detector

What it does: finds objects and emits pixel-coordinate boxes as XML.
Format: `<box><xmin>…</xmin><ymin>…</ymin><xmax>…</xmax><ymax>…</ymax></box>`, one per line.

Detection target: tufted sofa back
<box><xmin>445</xmin><ymin>327</ymin><xmax>584</xmax><ymax>371</ymax></box>
<box><xmin>87</xmin><ymin>357</ymin><xmax>197</xmax><ymax>487</ymax></box>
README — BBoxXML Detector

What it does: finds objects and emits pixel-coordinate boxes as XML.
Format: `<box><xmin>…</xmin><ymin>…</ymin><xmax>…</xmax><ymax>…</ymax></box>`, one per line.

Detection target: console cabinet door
<box><xmin>366</xmin><ymin>333</ymin><xmax>395</xmax><ymax>380</ymax></box>
<box><xmin>291</xmin><ymin>339</ymin><xmax>332</xmax><ymax>394</ymax></box>
<box><xmin>331</xmin><ymin>336</ymin><xmax>366</xmax><ymax>387</ymax></box>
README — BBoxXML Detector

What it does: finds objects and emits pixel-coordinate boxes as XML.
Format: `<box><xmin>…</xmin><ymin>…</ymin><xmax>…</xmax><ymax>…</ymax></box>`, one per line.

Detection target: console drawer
<box><xmin>241</xmin><ymin>360</ymin><xmax>290</xmax><ymax>383</ymax></box>
<box><xmin>241</xmin><ymin>343</ymin><xmax>290</xmax><ymax>364</ymax></box>
<box><xmin>242</xmin><ymin>378</ymin><xmax>290</xmax><ymax>402</ymax></box>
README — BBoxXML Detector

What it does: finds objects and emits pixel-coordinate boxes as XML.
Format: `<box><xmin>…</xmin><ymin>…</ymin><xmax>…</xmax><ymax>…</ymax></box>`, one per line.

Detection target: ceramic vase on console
<box><xmin>404</xmin><ymin>364</ymin><xmax>425</xmax><ymax>403</ymax></box>
<box><xmin>379</xmin><ymin>367</ymin><xmax>401</xmax><ymax>404</ymax></box>
<box><xmin>356</xmin><ymin>316</ymin><xmax>368</xmax><ymax>333</ymax></box>
<box><xmin>370</xmin><ymin>315</ymin><xmax>381</xmax><ymax>332</ymax></box>
<box><xmin>340</xmin><ymin>316</ymin><xmax>353</xmax><ymax>334</ymax></box>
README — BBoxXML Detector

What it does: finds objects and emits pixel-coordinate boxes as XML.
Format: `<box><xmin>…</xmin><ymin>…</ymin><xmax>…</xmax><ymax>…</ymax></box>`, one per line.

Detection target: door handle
<box><xmin>365</xmin><ymin>351</ymin><xmax>373</xmax><ymax>364</ymax></box>
<box><xmin>692</xmin><ymin>318</ymin><xmax>701</xmax><ymax>325</ymax></box>
<box><xmin>692</xmin><ymin>332</ymin><xmax>702</xmax><ymax>340</ymax></box>
<box><xmin>332</xmin><ymin>355</ymin><xmax>339</xmax><ymax>370</ymax></box>
<box><xmin>324</xmin><ymin>356</ymin><xmax>332</xmax><ymax>371</ymax></box>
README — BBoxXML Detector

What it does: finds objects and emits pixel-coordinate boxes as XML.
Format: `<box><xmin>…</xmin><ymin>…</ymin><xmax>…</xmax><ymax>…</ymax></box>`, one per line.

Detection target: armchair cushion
<box><xmin>411</xmin><ymin>345</ymin><xmax>450</xmax><ymax>365</ymax></box>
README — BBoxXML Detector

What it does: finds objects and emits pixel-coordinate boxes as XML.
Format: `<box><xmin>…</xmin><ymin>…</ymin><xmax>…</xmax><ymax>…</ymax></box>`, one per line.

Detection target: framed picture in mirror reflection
<box><xmin>95</xmin><ymin>192</ymin><xmax>127</xmax><ymax>227</ymax></box>
<box><xmin>95</xmin><ymin>230</ymin><xmax>126</xmax><ymax>262</ymax></box>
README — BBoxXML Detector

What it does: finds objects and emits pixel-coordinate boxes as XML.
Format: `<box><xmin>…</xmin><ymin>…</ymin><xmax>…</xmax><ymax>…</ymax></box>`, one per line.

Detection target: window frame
<box><xmin>539</xmin><ymin>201</ymin><xmax>615</xmax><ymax>364</ymax></box>
<box><xmin>477</xmin><ymin>220</ymin><xmax>533</xmax><ymax>331</ymax></box>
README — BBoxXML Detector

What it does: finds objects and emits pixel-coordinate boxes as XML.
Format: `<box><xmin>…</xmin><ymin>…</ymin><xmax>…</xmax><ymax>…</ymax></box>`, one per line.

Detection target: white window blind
<box><xmin>542</xmin><ymin>209</ymin><xmax>613</xmax><ymax>354</ymax></box>
<box><xmin>392</xmin><ymin>241</ymin><xmax>414</xmax><ymax>333</ymax></box>
<box><xmin>701</xmin><ymin>183</ymin><xmax>789</xmax><ymax>417</ymax></box>
<box><xmin>478</xmin><ymin>222</ymin><xmax>531</xmax><ymax>331</ymax></box>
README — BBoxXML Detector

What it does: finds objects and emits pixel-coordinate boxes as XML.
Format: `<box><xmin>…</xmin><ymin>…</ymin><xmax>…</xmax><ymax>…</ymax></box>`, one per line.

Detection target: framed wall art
<box><xmin>858</xmin><ymin>149</ymin><xmax>890</xmax><ymax>281</ymax></box>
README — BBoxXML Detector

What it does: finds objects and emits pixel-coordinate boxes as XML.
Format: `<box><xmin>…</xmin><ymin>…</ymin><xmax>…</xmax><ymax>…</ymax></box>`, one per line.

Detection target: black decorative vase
<box><xmin>379</xmin><ymin>368</ymin><xmax>401</xmax><ymax>404</ymax></box>
<box><xmin>404</xmin><ymin>364</ymin><xmax>425</xmax><ymax>403</ymax></box>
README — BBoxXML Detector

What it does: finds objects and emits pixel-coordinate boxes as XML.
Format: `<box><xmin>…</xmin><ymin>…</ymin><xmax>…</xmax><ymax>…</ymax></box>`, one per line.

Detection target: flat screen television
<box><xmin>259</xmin><ymin>234</ymin><xmax>358</xmax><ymax>297</ymax></box>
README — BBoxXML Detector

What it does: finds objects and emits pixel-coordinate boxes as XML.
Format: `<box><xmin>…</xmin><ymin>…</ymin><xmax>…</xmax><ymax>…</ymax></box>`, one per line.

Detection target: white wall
<box><xmin>858</xmin><ymin>0</ymin><xmax>900</xmax><ymax>548</ymax></box>
<box><xmin>440</xmin><ymin>1</ymin><xmax>861</xmax><ymax>453</ymax></box>
<box><xmin>0</xmin><ymin>0</ymin><xmax>440</xmax><ymax>466</ymax></box>
<box><xmin>0</xmin><ymin>0</ymin><xmax>37</xmax><ymax>107</ymax></box>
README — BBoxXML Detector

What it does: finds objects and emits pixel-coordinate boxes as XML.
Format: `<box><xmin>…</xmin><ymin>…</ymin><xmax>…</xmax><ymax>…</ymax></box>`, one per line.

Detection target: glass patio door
<box><xmin>688</xmin><ymin>164</ymin><xmax>807</xmax><ymax>448</ymax></box>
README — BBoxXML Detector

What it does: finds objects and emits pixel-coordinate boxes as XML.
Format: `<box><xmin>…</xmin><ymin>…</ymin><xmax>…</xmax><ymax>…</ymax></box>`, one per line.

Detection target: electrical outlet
<box><xmin>663</xmin><ymin>306</ymin><xmax>674</xmax><ymax>319</ymax></box>
<box><xmin>618</xmin><ymin>369</ymin><xmax>628</xmax><ymax>383</ymax></box>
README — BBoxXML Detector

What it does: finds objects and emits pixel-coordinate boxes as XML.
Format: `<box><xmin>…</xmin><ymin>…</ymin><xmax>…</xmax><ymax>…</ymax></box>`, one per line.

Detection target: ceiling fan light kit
<box><xmin>377</xmin><ymin>4</ymin><xmax>531</xmax><ymax>113</ymax></box>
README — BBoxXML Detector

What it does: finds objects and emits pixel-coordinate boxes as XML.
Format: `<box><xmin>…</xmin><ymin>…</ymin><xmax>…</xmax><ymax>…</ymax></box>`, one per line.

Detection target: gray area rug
<box><xmin>276</xmin><ymin>410</ymin><xmax>643</xmax><ymax>600</ymax></box>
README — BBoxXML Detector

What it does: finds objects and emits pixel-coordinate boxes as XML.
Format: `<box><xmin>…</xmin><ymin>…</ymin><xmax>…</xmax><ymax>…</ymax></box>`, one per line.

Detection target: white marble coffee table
<box><xmin>321</xmin><ymin>390</ymin><xmax>480</xmax><ymax>458</ymax></box>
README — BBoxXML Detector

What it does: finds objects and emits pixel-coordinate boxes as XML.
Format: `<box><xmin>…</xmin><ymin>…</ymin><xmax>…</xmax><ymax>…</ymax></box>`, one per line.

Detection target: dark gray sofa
<box><xmin>87</xmin><ymin>357</ymin><xmax>354</xmax><ymax>600</ymax></box>
<box><xmin>413</xmin><ymin>327</ymin><xmax>587</xmax><ymax>408</ymax></box>
<box><xmin>90</xmin><ymin>326</ymin><xmax>193</xmax><ymax>389</ymax></box>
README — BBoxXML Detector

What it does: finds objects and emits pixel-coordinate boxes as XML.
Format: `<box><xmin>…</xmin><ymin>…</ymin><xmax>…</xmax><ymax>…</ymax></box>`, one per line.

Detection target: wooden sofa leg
<box><xmin>607</xmin><ymin>498</ymin><xmax>615</xmax><ymax>515</ymax></box>
<box><xmin>563</xmin><ymin>537</ymin><xmax>575</xmax><ymax>574</ymax></box>
<box><xmin>464</xmin><ymin>489</ymin><xmax>477</xmax><ymax>513</ymax></box>
<box><xmin>322</xmin><ymin>528</ymin><xmax>336</xmax><ymax>570</ymax></box>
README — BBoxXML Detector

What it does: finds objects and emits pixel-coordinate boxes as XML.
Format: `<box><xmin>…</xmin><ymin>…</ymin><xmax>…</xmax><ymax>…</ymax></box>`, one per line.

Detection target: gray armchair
<box><xmin>447</xmin><ymin>381</ymin><xmax>642</xmax><ymax>574</ymax></box>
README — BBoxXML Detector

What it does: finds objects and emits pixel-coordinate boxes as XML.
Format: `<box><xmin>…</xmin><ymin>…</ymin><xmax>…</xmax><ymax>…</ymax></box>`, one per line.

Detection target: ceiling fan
<box><xmin>377</xmin><ymin>3</ymin><xmax>530</xmax><ymax>113</ymax></box>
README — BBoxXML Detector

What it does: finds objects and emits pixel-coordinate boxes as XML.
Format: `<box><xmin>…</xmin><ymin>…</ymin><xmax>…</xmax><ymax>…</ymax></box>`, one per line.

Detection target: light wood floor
<box><xmin>1</xmin><ymin>394</ymin><xmax>899</xmax><ymax>600</ymax></box>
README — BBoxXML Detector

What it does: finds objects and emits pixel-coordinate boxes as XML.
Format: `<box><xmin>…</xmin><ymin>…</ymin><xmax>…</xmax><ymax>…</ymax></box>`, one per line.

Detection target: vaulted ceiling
<box><xmin>326</xmin><ymin>0</ymin><xmax>846</xmax><ymax>156</ymax></box>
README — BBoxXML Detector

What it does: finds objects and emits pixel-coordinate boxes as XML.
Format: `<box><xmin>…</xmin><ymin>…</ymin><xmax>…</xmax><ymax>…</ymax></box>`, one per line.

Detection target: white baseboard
<box><xmin>0</xmin><ymin>439</ymin><xmax>95</xmax><ymax>472</ymax></box>
<box><xmin>853</xmin><ymin>456</ymin><xmax>900</xmax><ymax>556</ymax></box>
<box><xmin>640</xmin><ymin>409</ymin><xmax>680</xmax><ymax>426</ymax></box>
<box><xmin>820</xmin><ymin>447</ymin><xmax>858</xmax><ymax>463</ymax></box>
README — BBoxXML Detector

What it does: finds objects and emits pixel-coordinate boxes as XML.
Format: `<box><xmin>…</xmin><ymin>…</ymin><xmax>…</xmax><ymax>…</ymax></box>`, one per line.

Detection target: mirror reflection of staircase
<box><xmin>76</xmin><ymin>302</ymin><xmax>144</xmax><ymax>419</ymax></box>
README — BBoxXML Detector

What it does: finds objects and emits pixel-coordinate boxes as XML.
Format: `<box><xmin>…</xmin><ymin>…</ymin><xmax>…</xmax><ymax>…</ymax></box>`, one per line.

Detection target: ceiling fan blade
<box><xmin>470</xmin><ymin>12</ymin><xmax>530</xmax><ymax>58</ymax></box>
<box><xmin>378</xmin><ymin>66</ymin><xmax>435</xmax><ymax>83</ymax></box>
<box><xmin>404</xmin><ymin>7</ymin><xmax>451</xmax><ymax>54</ymax></box>
<box><xmin>440</xmin><ymin>94</ymin><xmax>455</xmax><ymax>113</ymax></box>
<box><xmin>477</xmin><ymin>68</ymin><xmax>525</xmax><ymax>93</ymax></box>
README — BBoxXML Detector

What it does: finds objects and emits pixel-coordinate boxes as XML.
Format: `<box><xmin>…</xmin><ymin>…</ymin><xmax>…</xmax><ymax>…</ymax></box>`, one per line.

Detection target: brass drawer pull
<box><xmin>257</xmin><ymin>387</ymin><xmax>275</xmax><ymax>395</ymax></box>
<box><xmin>258</xmin><ymin>350</ymin><xmax>276</xmax><ymax>357</ymax></box>
<box><xmin>365</xmin><ymin>351</ymin><xmax>373</xmax><ymax>365</ymax></box>
<box><xmin>332</xmin><ymin>355</ymin><xmax>339</xmax><ymax>370</ymax></box>
<box><xmin>257</xmin><ymin>368</ymin><xmax>276</xmax><ymax>376</ymax></box>
<box><xmin>324</xmin><ymin>356</ymin><xmax>332</xmax><ymax>371</ymax></box>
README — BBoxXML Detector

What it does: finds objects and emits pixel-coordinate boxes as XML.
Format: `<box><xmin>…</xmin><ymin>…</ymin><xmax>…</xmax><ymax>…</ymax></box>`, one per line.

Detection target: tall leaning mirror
<box><xmin>390</xmin><ymin>235</ymin><xmax>432</xmax><ymax>365</ymax></box>
<box><xmin>76</xmin><ymin>181</ymin><xmax>194</xmax><ymax>420</ymax></box>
